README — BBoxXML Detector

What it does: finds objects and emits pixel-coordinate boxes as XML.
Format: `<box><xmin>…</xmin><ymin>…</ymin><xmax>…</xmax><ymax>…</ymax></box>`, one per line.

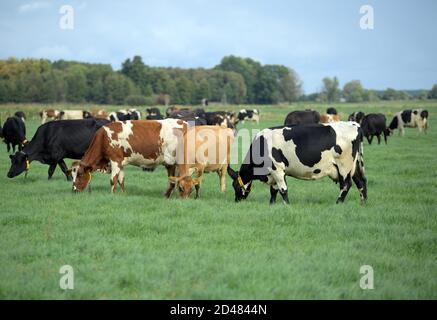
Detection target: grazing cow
<box><xmin>145</xmin><ymin>108</ymin><xmax>163</xmax><ymax>120</ymax></box>
<box><xmin>2</xmin><ymin>116</ymin><xmax>27</xmax><ymax>152</ymax></box>
<box><xmin>389</xmin><ymin>109</ymin><xmax>429</xmax><ymax>135</ymax></box>
<box><xmin>284</xmin><ymin>110</ymin><xmax>320</xmax><ymax>126</ymax></box>
<box><xmin>168</xmin><ymin>108</ymin><xmax>207</xmax><ymax>126</ymax></box>
<box><xmin>168</xmin><ymin>126</ymin><xmax>234</xmax><ymax>199</ymax></box>
<box><xmin>360</xmin><ymin>113</ymin><xmax>389</xmax><ymax>145</ymax></box>
<box><xmin>320</xmin><ymin>113</ymin><xmax>341</xmax><ymax>123</ymax></box>
<box><xmin>237</xmin><ymin>109</ymin><xmax>259</xmax><ymax>124</ymax></box>
<box><xmin>14</xmin><ymin>111</ymin><xmax>26</xmax><ymax>123</ymax></box>
<box><xmin>326</xmin><ymin>107</ymin><xmax>338</xmax><ymax>115</ymax></box>
<box><xmin>203</xmin><ymin>111</ymin><xmax>235</xmax><ymax>129</ymax></box>
<box><xmin>7</xmin><ymin>118</ymin><xmax>109</xmax><ymax>180</ymax></box>
<box><xmin>348</xmin><ymin>111</ymin><xmax>365</xmax><ymax>124</ymax></box>
<box><xmin>227</xmin><ymin>122</ymin><xmax>367</xmax><ymax>204</ymax></box>
<box><xmin>59</xmin><ymin>110</ymin><xmax>89</xmax><ymax>120</ymax></box>
<box><xmin>165</xmin><ymin>105</ymin><xmax>189</xmax><ymax>117</ymax></box>
<box><xmin>40</xmin><ymin>109</ymin><xmax>61</xmax><ymax>124</ymax></box>
<box><xmin>72</xmin><ymin>119</ymin><xmax>185</xmax><ymax>193</ymax></box>
<box><xmin>109</xmin><ymin>109</ymin><xmax>141</xmax><ymax>121</ymax></box>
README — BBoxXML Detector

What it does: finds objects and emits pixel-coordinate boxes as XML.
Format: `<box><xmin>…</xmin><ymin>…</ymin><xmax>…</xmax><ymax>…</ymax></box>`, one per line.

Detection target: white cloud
<box><xmin>18</xmin><ymin>1</ymin><xmax>51</xmax><ymax>13</ymax></box>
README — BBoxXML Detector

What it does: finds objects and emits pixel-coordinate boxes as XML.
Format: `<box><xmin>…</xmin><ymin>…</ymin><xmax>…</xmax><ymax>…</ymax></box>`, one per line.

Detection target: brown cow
<box><xmin>39</xmin><ymin>109</ymin><xmax>61</xmax><ymax>124</ymax></box>
<box><xmin>320</xmin><ymin>113</ymin><xmax>341</xmax><ymax>123</ymax></box>
<box><xmin>72</xmin><ymin>119</ymin><xmax>185</xmax><ymax>193</ymax></box>
<box><xmin>168</xmin><ymin>126</ymin><xmax>234</xmax><ymax>199</ymax></box>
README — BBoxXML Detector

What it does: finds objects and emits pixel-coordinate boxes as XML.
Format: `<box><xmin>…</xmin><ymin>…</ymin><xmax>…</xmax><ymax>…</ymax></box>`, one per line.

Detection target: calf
<box><xmin>360</xmin><ymin>113</ymin><xmax>389</xmax><ymax>145</ymax></box>
<box><xmin>237</xmin><ymin>109</ymin><xmax>260</xmax><ymax>125</ymax></box>
<box><xmin>348</xmin><ymin>111</ymin><xmax>365</xmax><ymax>124</ymax></box>
<box><xmin>2</xmin><ymin>116</ymin><xmax>27</xmax><ymax>153</ymax></box>
<box><xmin>227</xmin><ymin>122</ymin><xmax>367</xmax><ymax>204</ymax></box>
<box><xmin>7</xmin><ymin>118</ymin><xmax>109</xmax><ymax>180</ymax></box>
<box><xmin>168</xmin><ymin>126</ymin><xmax>234</xmax><ymax>199</ymax></box>
<box><xmin>145</xmin><ymin>108</ymin><xmax>163</xmax><ymax>120</ymax></box>
<box><xmin>284</xmin><ymin>110</ymin><xmax>320</xmax><ymax>126</ymax></box>
<box><xmin>320</xmin><ymin>113</ymin><xmax>341</xmax><ymax>123</ymax></box>
<box><xmin>40</xmin><ymin>109</ymin><xmax>61</xmax><ymax>124</ymax></box>
<box><xmin>72</xmin><ymin>119</ymin><xmax>185</xmax><ymax>194</ymax></box>
<box><xmin>389</xmin><ymin>109</ymin><xmax>429</xmax><ymax>136</ymax></box>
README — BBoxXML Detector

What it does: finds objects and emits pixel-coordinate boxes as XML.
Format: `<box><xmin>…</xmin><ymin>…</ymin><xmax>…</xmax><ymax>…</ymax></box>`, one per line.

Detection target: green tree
<box><xmin>65</xmin><ymin>65</ymin><xmax>87</xmax><ymax>102</ymax></box>
<box><xmin>429</xmin><ymin>84</ymin><xmax>437</xmax><ymax>99</ymax></box>
<box><xmin>343</xmin><ymin>80</ymin><xmax>364</xmax><ymax>102</ymax></box>
<box><xmin>320</xmin><ymin>77</ymin><xmax>340</xmax><ymax>102</ymax></box>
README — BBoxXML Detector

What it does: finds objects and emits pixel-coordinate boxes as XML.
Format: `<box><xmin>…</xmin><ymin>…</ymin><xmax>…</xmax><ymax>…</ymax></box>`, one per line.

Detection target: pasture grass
<box><xmin>0</xmin><ymin>101</ymin><xmax>436</xmax><ymax>299</ymax></box>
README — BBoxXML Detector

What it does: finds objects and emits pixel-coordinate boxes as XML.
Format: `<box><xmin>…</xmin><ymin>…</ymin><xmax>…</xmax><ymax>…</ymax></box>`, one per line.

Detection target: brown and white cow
<box><xmin>168</xmin><ymin>126</ymin><xmax>235</xmax><ymax>199</ymax></box>
<box><xmin>40</xmin><ymin>109</ymin><xmax>61</xmax><ymax>124</ymax></box>
<box><xmin>72</xmin><ymin>119</ymin><xmax>185</xmax><ymax>193</ymax></box>
<box><xmin>320</xmin><ymin>113</ymin><xmax>341</xmax><ymax>123</ymax></box>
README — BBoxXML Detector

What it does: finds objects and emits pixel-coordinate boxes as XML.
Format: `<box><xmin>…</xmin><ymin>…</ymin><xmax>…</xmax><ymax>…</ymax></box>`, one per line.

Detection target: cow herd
<box><xmin>0</xmin><ymin>105</ymin><xmax>430</xmax><ymax>205</ymax></box>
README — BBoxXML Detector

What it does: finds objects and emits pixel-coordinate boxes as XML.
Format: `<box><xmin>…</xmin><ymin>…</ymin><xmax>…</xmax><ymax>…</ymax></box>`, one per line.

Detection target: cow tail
<box><xmin>357</xmin><ymin>126</ymin><xmax>365</xmax><ymax>175</ymax></box>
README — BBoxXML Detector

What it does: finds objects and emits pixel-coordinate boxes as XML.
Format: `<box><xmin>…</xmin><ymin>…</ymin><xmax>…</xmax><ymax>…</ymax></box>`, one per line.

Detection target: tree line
<box><xmin>0</xmin><ymin>55</ymin><xmax>302</xmax><ymax>105</ymax></box>
<box><xmin>304</xmin><ymin>76</ymin><xmax>437</xmax><ymax>103</ymax></box>
<box><xmin>0</xmin><ymin>56</ymin><xmax>435</xmax><ymax>105</ymax></box>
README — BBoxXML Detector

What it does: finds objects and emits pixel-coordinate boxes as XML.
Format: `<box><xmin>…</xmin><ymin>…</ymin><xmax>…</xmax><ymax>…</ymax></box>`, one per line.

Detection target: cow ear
<box><xmin>227</xmin><ymin>166</ymin><xmax>238</xmax><ymax>180</ymax></box>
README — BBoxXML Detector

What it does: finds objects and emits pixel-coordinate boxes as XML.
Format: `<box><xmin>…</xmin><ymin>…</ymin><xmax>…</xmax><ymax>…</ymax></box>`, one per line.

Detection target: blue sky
<box><xmin>0</xmin><ymin>0</ymin><xmax>436</xmax><ymax>93</ymax></box>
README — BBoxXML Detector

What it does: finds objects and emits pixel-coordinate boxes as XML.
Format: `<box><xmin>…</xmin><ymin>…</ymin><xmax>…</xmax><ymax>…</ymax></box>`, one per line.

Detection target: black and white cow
<box><xmin>360</xmin><ymin>113</ymin><xmax>389</xmax><ymax>145</ymax></box>
<box><xmin>348</xmin><ymin>111</ymin><xmax>365</xmax><ymax>124</ymax></box>
<box><xmin>2</xmin><ymin>116</ymin><xmax>27</xmax><ymax>153</ymax></box>
<box><xmin>227</xmin><ymin>122</ymin><xmax>367</xmax><ymax>204</ymax></box>
<box><xmin>204</xmin><ymin>111</ymin><xmax>235</xmax><ymax>129</ymax></box>
<box><xmin>7</xmin><ymin>118</ymin><xmax>109</xmax><ymax>180</ymax></box>
<box><xmin>237</xmin><ymin>109</ymin><xmax>260</xmax><ymax>125</ymax></box>
<box><xmin>326</xmin><ymin>107</ymin><xmax>338</xmax><ymax>115</ymax></box>
<box><xmin>284</xmin><ymin>110</ymin><xmax>320</xmax><ymax>126</ymax></box>
<box><xmin>109</xmin><ymin>109</ymin><xmax>141</xmax><ymax>121</ymax></box>
<box><xmin>389</xmin><ymin>109</ymin><xmax>429</xmax><ymax>136</ymax></box>
<box><xmin>145</xmin><ymin>108</ymin><xmax>163</xmax><ymax>120</ymax></box>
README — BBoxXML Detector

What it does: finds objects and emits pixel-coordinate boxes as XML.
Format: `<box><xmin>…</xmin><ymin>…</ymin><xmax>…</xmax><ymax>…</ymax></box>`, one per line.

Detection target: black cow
<box><xmin>348</xmin><ymin>111</ymin><xmax>365</xmax><ymax>124</ymax></box>
<box><xmin>389</xmin><ymin>109</ymin><xmax>429</xmax><ymax>136</ymax></box>
<box><xmin>2</xmin><ymin>116</ymin><xmax>27</xmax><ymax>153</ymax></box>
<box><xmin>227</xmin><ymin>122</ymin><xmax>366</xmax><ymax>204</ymax></box>
<box><xmin>361</xmin><ymin>113</ymin><xmax>389</xmax><ymax>145</ymax></box>
<box><xmin>145</xmin><ymin>108</ymin><xmax>163</xmax><ymax>120</ymax></box>
<box><xmin>14</xmin><ymin>111</ymin><xmax>26</xmax><ymax>123</ymax></box>
<box><xmin>7</xmin><ymin>118</ymin><xmax>109</xmax><ymax>180</ymax></box>
<box><xmin>284</xmin><ymin>110</ymin><xmax>320</xmax><ymax>126</ymax></box>
<box><xmin>168</xmin><ymin>108</ymin><xmax>207</xmax><ymax>125</ymax></box>
<box><xmin>326</xmin><ymin>107</ymin><xmax>338</xmax><ymax>115</ymax></box>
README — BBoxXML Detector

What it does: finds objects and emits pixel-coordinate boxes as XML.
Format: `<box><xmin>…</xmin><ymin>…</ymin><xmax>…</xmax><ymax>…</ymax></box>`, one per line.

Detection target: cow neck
<box><xmin>238</xmin><ymin>163</ymin><xmax>255</xmax><ymax>185</ymax></box>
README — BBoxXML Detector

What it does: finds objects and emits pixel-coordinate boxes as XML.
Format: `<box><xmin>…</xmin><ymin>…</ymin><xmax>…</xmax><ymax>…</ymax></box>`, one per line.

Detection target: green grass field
<box><xmin>0</xmin><ymin>101</ymin><xmax>436</xmax><ymax>299</ymax></box>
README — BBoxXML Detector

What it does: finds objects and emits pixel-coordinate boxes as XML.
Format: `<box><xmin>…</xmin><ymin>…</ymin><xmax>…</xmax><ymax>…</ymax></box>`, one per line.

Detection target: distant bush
<box><xmin>125</xmin><ymin>94</ymin><xmax>147</xmax><ymax>106</ymax></box>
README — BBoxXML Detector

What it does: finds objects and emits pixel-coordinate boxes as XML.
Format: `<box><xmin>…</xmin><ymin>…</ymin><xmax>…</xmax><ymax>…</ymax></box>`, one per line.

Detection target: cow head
<box><xmin>227</xmin><ymin>167</ymin><xmax>252</xmax><ymax>202</ymax></box>
<box><xmin>168</xmin><ymin>175</ymin><xmax>201</xmax><ymax>199</ymax></box>
<box><xmin>7</xmin><ymin>151</ymin><xmax>29</xmax><ymax>178</ymax></box>
<box><xmin>72</xmin><ymin>163</ymin><xmax>92</xmax><ymax>192</ymax></box>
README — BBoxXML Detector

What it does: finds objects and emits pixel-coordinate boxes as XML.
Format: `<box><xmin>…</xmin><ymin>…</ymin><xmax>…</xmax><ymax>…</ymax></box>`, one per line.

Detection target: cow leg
<box><xmin>194</xmin><ymin>168</ymin><xmax>204</xmax><ymax>199</ymax></box>
<box><xmin>164</xmin><ymin>165</ymin><xmax>176</xmax><ymax>198</ymax></box>
<box><xmin>110</xmin><ymin>161</ymin><xmax>121</xmax><ymax>193</ymax></box>
<box><xmin>377</xmin><ymin>134</ymin><xmax>381</xmax><ymax>145</ymax></box>
<box><xmin>352</xmin><ymin>169</ymin><xmax>368</xmax><ymax>204</ymax></box>
<box><xmin>270</xmin><ymin>185</ymin><xmax>279</xmax><ymax>204</ymax></box>
<box><xmin>367</xmin><ymin>135</ymin><xmax>373</xmax><ymax>145</ymax></box>
<box><xmin>336</xmin><ymin>174</ymin><xmax>352</xmax><ymax>203</ymax></box>
<box><xmin>118</xmin><ymin>169</ymin><xmax>125</xmax><ymax>192</ymax></box>
<box><xmin>58</xmin><ymin>160</ymin><xmax>71</xmax><ymax>181</ymax></box>
<box><xmin>218</xmin><ymin>167</ymin><xmax>226</xmax><ymax>192</ymax></box>
<box><xmin>48</xmin><ymin>163</ymin><xmax>57</xmax><ymax>180</ymax></box>
<box><xmin>383</xmin><ymin>131</ymin><xmax>388</xmax><ymax>144</ymax></box>
<box><xmin>271</xmin><ymin>169</ymin><xmax>289</xmax><ymax>204</ymax></box>
<box><xmin>6</xmin><ymin>143</ymin><xmax>10</xmax><ymax>153</ymax></box>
